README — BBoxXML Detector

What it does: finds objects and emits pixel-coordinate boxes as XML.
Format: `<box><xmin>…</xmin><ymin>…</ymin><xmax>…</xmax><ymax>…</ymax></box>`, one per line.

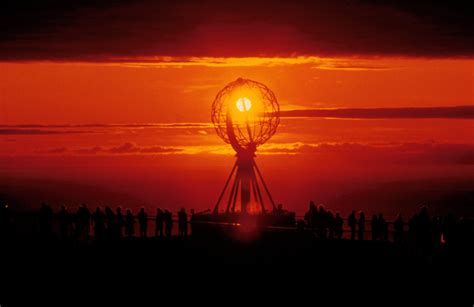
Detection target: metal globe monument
<box><xmin>211</xmin><ymin>78</ymin><xmax>280</xmax><ymax>215</ymax></box>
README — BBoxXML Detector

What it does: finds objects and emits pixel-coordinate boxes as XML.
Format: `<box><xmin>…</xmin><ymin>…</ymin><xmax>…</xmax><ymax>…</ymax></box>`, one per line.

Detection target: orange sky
<box><xmin>1</xmin><ymin>57</ymin><xmax>473</xmax><ymax>215</ymax></box>
<box><xmin>1</xmin><ymin>57</ymin><xmax>472</xmax><ymax>124</ymax></box>
<box><xmin>1</xmin><ymin>1</ymin><xmax>473</xmax><ymax>218</ymax></box>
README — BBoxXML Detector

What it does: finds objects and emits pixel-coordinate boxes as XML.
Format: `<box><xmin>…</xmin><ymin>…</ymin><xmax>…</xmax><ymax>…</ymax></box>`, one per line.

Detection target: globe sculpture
<box><xmin>211</xmin><ymin>78</ymin><xmax>280</xmax><ymax>215</ymax></box>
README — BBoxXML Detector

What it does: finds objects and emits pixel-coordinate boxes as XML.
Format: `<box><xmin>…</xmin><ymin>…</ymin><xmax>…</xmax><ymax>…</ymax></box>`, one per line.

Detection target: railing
<box><xmin>7</xmin><ymin>212</ymin><xmax>411</xmax><ymax>241</ymax></box>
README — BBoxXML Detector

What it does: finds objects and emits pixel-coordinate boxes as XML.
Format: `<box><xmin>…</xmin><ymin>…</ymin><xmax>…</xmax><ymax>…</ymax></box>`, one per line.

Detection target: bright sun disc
<box><xmin>236</xmin><ymin>97</ymin><xmax>252</xmax><ymax>112</ymax></box>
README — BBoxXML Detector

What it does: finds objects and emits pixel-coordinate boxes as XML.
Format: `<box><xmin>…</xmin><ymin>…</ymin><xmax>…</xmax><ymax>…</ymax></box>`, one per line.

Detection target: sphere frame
<box><xmin>211</xmin><ymin>78</ymin><xmax>280</xmax><ymax>152</ymax></box>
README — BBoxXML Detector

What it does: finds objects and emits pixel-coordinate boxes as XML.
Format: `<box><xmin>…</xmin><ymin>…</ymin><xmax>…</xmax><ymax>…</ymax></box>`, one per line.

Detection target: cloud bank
<box><xmin>280</xmin><ymin>106</ymin><xmax>474</xmax><ymax>119</ymax></box>
<box><xmin>1</xmin><ymin>1</ymin><xmax>472</xmax><ymax>60</ymax></box>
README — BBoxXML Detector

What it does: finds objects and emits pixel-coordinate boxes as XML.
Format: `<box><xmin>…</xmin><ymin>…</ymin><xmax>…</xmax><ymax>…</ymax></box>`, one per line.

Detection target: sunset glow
<box><xmin>1</xmin><ymin>57</ymin><xmax>473</xmax><ymax>215</ymax></box>
<box><xmin>0</xmin><ymin>1</ymin><xmax>472</xmax><ymax>218</ymax></box>
<box><xmin>236</xmin><ymin>97</ymin><xmax>252</xmax><ymax>112</ymax></box>
<box><xmin>2</xmin><ymin>0</ymin><xmax>474</xmax><ymax>291</ymax></box>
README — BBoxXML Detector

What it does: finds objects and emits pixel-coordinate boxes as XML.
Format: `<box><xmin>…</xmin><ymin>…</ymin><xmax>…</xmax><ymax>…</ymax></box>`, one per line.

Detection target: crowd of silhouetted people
<box><xmin>36</xmin><ymin>203</ymin><xmax>189</xmax><ymax>240</ymax></box>
<box><xmin>302</xmin><ymin>200</ymin><xmax>474</xmax><ymax>251</ymax></box>
<box><xmin>303</xmin><ymin>201</ymin><xmax>390</xmax><ymax>241</ymax></box>
<box><xmin>1</xmin><ymin>200</ymin><xmax>473</xmax><ymax>253</ymax></box>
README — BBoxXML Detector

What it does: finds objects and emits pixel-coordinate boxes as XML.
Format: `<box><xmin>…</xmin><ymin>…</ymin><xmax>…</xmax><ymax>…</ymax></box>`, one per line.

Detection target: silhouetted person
<box><xmin>125</xmin><ymin>209</ymin><xmax>135</xmax><ymax>237</ymax></box>
<box><xmin>74</xmin><ymin>206</ymin><xmax>82</xmax><ymax>238</ymax></box>
<box><xmin>334</xmin><ymin>212</ymin><xmax>343</xmax><ymax>239</ymax></box>
<box><xmin>304</xmin><ymin>201</ymin><xmax>316</xmax><ymax>229</ymax></box>
<box><xmin>275</xmin><ymin>204</ymin><xmax>285</xmax><ymax>215</ymax></box>
<box><xmin>104</xmin><ymin>206</ymin><xmax>116</xmax><ymax>238</ymax></box>
<box><xmin>408</xmin><ymin>213</ymin><xmax>418</xmax><ymax>237</ymax></box>
<box><xmin>76</xmin><ymin>204</ymin><xmax>91</xmax><ymax>239</ymax></box>
<box><xmin>371</xmin><ymin>214</ymin><xmax>378</xmax><ymax>240</ymax></box>
<box><xmin>189</xmin><ymin>209</ymin><xmax>196</xmax><ymax>235</ymax></box>
<box><xmin>164</xmin><ymin>209</ymin><xmax>173</xmax><ymax>237</ymax></box>
<box><xmin>58</xmin><ymin>205</ymin><xmax>71</xmax><ymax>238</ymax></box>
<box><xmin>357</xmin><ymin>211</ymin><xmax>365</xmax><ymax>241</ymax></box>
<box><xmin>83</xmin><ymin>204</ymin><xmax>92</xmax><ymax>237</ymax></box>
<box><xmin>155</xmin><ymin>208</ymin><xmax>164</xmax><ymax>237</ymax></box>
<box><xmin>116</xmin><ymin>207</ymin><xmax>124</xmax><ymax>238</ymax></box>
<box><xmin>394</xmin><ymin>214</ymin><xmax>404</xmax><ymax>244</ymax></box>
<box><xmin>327</xmin><ymin>210</ymin><xmax>335</xmax><ymax>239</ymax></box>
<box><xmin>417</xmin><ymin>206</ymin><xmax>431</xmax><ymax>249</ymax></box>
<box><xmin>137</xmin><ymin>207</ymin><xmax>148</xmax><ymax>238</ymax></box>
<box><xmin>178</xmin><ymin>208</ymin><xmax>188</xmax><ymax>237</ymax></box>
<box><xmin>92</xmin><ymin>207</ymin><xmax>106</xmax><ymax>240</ymax></box>
<box><xmin>348</xmin><ymin>210</ymin><xmax>357</xmax><ymax>240</ymax></box>
<box><xmin>316</xmin><ymin>205</ymin><xmax>327</xmax><ymax>239</ymax></box>
<box><xmin>39</xmin><ymin>202</ymin><xmax>53</xmax><ymax>238</ymax></box>
<box><xmin>378</xmin><ymin>213</ymin><xmax>388</xmax><ymax>241</ymax></box>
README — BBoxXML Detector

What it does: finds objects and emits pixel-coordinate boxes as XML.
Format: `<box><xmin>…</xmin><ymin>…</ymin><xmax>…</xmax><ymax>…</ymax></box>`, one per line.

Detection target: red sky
<box><xmin>1</xmin><ymin>1</ymin><xmax>473</xmax><ymax>216</ymax></box>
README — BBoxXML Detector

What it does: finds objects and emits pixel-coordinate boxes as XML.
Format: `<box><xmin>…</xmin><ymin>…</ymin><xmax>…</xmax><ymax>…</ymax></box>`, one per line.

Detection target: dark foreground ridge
<box><xmin>2</xmin><ymin>229</ymin><xmax>474</xmax><ymax>302</ymax></box>
<box><xmin>1</xmin><ymin>202</ymin><xmax>474</xmax><ymax>302</ymax></box>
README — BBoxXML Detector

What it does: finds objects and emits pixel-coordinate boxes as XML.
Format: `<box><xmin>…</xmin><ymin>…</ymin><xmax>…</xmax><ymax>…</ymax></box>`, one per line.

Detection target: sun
<box><xmin>236</xmin><ymin>97</ymin><xmax>252</xmax><ymax>112</ymax></box>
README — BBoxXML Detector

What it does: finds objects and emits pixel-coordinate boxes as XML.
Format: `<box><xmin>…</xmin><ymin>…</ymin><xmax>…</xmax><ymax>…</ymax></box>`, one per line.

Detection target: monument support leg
<box><xmin>214</xmin><ymin>154</ymin><xmax>276</xmax><ymax>216</ymax></box>
<box><xmin>253</xmin><ymin>161</ymin><xmax>277</xmax><ymax>211</ymax></box>
<box><xmin>213</xmin><ymin>161</ymin><xmax>237</xmax><ymax>214</ymax></box>
<box><xmin>226</xmin><ymin>174</ymin><xmax>239</xmax><ymax>213</ymax></box>
<box><xmin>231</xmin><ymin>179</ymin><xmax>240</xmax><ymax>213</ymax></box>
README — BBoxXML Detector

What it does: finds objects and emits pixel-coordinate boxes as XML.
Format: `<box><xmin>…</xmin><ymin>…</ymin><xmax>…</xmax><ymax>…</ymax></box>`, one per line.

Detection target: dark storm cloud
<box><xmin>280</xmin><ymin>106</ymin><xmax>474</xmax><ymax>119</ymax></box>
<box><xmin>0</xmin><ymin>123</ymin><xmax>212</xmax><ymax>129</ymax></box>
<box><xmin>0</xmin><ymin>128</ymin><xmax>92</xmax><ymax>135</ymax></box>
<box><xmin>0</xmin><ymin>0</ymin><xmax>472</xmax><ymax>60</ymax></box>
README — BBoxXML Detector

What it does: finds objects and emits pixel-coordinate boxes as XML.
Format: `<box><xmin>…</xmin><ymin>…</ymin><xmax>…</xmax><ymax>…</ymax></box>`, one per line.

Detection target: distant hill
<box><xmin>331</xmin><ymin>178</ymin><xmax>474</xmax><ymax>217</ymax></box>
<box><xmin>0</xmin><ymin>177</ymin><xmax>147</xmax><ymax>212</ymax></box>
<box><xmin>1</xmin><ymin>176</ymin><xmax>473</xmax><ymax>218</ymax></box>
